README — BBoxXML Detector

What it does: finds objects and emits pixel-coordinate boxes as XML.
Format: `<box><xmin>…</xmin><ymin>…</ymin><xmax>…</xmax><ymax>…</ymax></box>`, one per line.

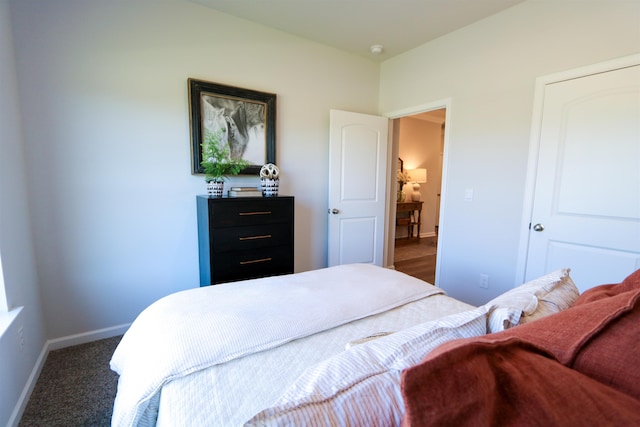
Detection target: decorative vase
<box><xmin>261</xmin><ymin>178</ymin><xmax>279</xmax><ymax>197</ymax></box>
<box><xmin>397</xmin><ymin>182</ymin><xmax>406</xmax><ymax>202</ymax></box>
<box><xmin>207</xmin><ymin>181</ymin><xmax>224</xmax><ymax>197</ymax></box>
<box><xmin>411</xmin><ymin>182</ymin><xmax>422</xmax><ymax>202</ymax></box>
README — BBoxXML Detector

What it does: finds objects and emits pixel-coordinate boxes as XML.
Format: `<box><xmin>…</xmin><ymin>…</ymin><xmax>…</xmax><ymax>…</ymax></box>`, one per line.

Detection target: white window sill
<box><xmin>0</xmin><ymin>306</ymin><xmax>22</xmax><ymax>340</ymax></box>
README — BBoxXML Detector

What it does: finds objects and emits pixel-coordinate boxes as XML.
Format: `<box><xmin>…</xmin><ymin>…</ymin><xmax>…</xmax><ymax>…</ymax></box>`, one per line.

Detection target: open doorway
<box><xmin>392</xmin><ymin>108</ymin><xmax>446</xmax><ymax>284</ymax></box>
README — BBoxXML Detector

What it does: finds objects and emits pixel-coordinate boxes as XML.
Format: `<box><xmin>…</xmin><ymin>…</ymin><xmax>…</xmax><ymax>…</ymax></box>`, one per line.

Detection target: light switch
<box><xmin>464</xmin><ymin>188</ymin><xmax>474</xmax><ymax>202</ymax></box>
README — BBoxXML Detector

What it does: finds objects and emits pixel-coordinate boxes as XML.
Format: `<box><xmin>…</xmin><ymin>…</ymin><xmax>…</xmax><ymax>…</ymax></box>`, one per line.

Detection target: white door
<box><xmin>328</xmin><ymin>109</ymin><xmax>389</xmax><ymax>266</ymax></box>
<box><xmin>525</xmin><ymin>63</ymin><xmax>640</xmax><ymax>292</ymax></box>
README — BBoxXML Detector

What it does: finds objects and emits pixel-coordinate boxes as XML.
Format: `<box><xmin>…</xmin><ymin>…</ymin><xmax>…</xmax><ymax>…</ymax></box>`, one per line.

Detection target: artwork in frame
<box><xmin>188</xmin><ymin>78</ymin><xmax>276</xmax><ymax>175</ymax></box>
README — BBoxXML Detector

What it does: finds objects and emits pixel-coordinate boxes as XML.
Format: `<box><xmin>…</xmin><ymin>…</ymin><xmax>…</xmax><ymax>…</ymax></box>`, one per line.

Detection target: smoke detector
<box><xmin>369</xmin><ymin>45</ymin><xmax>384</xmax><ymax>55</ymax></box>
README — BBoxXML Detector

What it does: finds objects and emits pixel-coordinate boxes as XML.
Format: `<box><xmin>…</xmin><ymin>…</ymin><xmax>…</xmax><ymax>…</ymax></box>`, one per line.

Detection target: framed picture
<box><xmin>188</xmin><ymin>78</ymin><xmax>276</xmax><ymax>175</ymax></box>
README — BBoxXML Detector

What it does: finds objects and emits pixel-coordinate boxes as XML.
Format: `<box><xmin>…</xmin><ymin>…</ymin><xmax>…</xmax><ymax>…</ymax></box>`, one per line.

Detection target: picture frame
<box><xmin>188</xmin><ymin>78</ymin><xmax>276</xmax><ymax>175</ymax></box>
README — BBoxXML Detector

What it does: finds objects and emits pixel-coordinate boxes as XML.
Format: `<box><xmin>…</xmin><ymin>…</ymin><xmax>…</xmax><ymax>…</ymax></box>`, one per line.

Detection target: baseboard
<box><xmin>420</xmin><ymin>231</ymin><xmax>437</xmax><ymax>238</ymax></box>
<box><xmin>8</xmin><ymin>322</ymin><xmax>131</xmax><ymax>426</ymax></box>
<box><xmin>395</xmin><ymin>231</ymin><xmax>437</xmax><ymax>240</ymax></box>
<box><xmin>47</xmin><ymin>323</ymin><xmax>130</xmax><ymax>351</ymax></box>
<box><xmin>8</xmin><ymin>341</ymin><xmax>48</xmax><ymax>427</ymax></box>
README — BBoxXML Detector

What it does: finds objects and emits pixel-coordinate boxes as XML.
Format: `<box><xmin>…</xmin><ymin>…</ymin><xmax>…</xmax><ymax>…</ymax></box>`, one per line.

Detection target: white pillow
<box><xmin>245</xmin><ymin>306</ymin><xmax>488</xmax><ymax>426</ymax></box>
<box><xmin>483</xmin><ymin>268</ymin><xmax>579</xmax><ymax>332</ymax></box>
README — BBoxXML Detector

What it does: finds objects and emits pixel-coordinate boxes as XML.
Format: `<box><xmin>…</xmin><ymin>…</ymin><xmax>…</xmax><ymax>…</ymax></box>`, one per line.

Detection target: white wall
<box><xmin>0</xmin><ymin>0</ymin><xmax>46</xmax><ymax>424</ymax></box>
<box><xmin>380</xmin><ymin>0</ymin><xmax>640</xmax><ymax>305</ymax></box>
<box><xmin>9</xmin><ymin>0</ymin><xmax>380</xmax><ymax>340</ymax></box>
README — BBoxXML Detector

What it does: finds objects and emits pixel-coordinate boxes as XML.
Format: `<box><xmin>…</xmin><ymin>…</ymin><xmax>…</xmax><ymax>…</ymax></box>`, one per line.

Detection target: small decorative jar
<box><xmin>207</xmin><ymin>181</ymin><xmax>224</xmax><ymax>197</ymax></box>
<box><xmin>261</xmin><ymin>178</ymin><xmax>279</xmax><ymax>197</ymax></box>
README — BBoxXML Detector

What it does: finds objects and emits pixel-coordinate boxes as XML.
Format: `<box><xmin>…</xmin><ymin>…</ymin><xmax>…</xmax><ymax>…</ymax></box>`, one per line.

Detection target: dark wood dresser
<box><xmin>197</xmin><ymin>195</ymin><xmax>294</xmax><ymax>286</ymax></box>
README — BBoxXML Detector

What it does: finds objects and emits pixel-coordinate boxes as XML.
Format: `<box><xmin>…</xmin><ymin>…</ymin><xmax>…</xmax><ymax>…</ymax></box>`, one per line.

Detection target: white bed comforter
<box><xmin>110</xmin><ymin>264</ymin><xmax>443</xmax><ymax>427</ymax></box>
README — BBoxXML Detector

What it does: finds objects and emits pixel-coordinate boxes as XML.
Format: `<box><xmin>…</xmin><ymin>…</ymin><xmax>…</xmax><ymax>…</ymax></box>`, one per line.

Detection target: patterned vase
<box><xmin>261</xmin><ymin>178</ymin><xmax>279</xmax><ymax>197</ymax></box>
<box><xmin>207</xmin><ymin>181</ymin><xmax>224</xmax><ymax>197</ymax></box>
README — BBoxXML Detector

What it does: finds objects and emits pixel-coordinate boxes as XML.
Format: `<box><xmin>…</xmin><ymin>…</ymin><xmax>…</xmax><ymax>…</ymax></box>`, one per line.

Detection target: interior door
<box><xmin>525</xmin><ymin>64</ymin><xmax>640</xmax><ymax>292</ymax></box>
<box><xmin>328</xmin><ymin>109</ymin><xmax>389</xmax><ymax>267</ymax></box>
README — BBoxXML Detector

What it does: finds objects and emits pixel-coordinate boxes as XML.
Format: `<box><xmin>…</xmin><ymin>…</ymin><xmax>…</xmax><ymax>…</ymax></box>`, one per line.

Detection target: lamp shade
<box><xmin>409</xmin><ymin>168</ymin><xmax>427</xmax><ymax>183</ymax></box>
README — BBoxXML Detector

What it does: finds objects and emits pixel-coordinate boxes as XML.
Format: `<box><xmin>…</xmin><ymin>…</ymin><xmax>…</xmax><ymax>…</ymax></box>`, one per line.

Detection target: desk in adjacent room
<box><xmin>396</xmin><ymin>201</ymin><xmax>423</xmax><ymax>239</ymax></box>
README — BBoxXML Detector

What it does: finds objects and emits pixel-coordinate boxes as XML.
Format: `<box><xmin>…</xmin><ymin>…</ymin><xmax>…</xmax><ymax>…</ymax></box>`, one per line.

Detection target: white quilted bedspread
<box><xmin>110</xmin><ymin>264</ymin><xmax>444</xmax><ymax>427</ymax></box>
<box><xmin>156</xmin><ymin>293</ymin><xmax>475</xmax><ymax>427</ymax></box>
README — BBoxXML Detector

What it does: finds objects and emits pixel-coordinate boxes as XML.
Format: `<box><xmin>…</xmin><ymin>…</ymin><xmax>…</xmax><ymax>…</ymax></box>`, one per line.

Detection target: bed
<box><xmin>110</xmin><ymin>263</ymin><xmax>588</xmax><ymax>427</ymax></box>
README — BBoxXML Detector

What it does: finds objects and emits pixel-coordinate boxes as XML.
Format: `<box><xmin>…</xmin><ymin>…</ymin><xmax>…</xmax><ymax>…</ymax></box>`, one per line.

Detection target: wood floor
<box><xmin>394</xmin><ymin>237</ymin><xmax>437</xmax><ymax>284</ymax></box>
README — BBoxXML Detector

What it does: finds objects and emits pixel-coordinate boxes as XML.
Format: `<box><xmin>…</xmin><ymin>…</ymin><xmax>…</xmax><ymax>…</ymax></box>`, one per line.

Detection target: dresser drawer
<box><xmin>212</xmin><ymin>223</ymin><xmax>292</xmax><ymax>253</ymax></box>
<box><xmin>211</xmin><ymin>198</ymin><xmax>292</xmax><ymax>227</ymax></box>
<box><xmin>212</xmin><ymin>245</ymin><xmax>293</xmax><ymax>284</ymax></box>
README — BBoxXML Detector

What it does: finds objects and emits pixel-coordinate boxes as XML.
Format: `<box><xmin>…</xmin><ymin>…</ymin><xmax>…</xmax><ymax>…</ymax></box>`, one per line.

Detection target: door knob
<box><xmin>532</xmin><ymin>223</ymin><xmax>544</xmax><ymax>232</ymax></box>
<box><xmin>330</xmin><ymin>208</ymin><xmax>340</xmax><ymax>214</ymax></box>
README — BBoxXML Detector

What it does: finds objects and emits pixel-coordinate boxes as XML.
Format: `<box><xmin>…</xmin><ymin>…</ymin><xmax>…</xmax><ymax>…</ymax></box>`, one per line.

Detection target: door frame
<box><xmin>515</xmin><ymin>53</ymin><xmax>640</xmax><ymax>284</ymax></box>
<box><xmin>382</xmin><ymin>98</ymin><xmax>453</xmax><ymax>285</ymax></box>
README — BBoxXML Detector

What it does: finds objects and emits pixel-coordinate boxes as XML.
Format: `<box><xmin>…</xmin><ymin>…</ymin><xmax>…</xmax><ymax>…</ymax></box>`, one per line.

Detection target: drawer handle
<box><xmin>239</xmin><ymin>211</ymin><xmax>272</xmax><ymax>216</ymax></box>
<box><xmin>239</xmin><ymin>234</ymin><xmax>272</xmax><ymax>241</ymax></box>
<box><xmin>240</xmin><ymin>257</ymin><xmax>272</xmax><ymax>265</ymax></box>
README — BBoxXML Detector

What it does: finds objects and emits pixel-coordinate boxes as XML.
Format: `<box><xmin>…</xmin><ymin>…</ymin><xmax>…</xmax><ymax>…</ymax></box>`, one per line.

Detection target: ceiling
<box><xmin>191</xmin><ymin>0</ymin><xmax>525</xmax><ymax>60</ymax></box>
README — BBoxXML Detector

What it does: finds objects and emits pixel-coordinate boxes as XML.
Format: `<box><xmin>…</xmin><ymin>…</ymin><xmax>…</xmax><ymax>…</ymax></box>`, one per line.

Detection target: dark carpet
<box><xmin>19</xmin><ymin>335</ymin><xmax>122</xmax><ymax>427</ymax></box>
